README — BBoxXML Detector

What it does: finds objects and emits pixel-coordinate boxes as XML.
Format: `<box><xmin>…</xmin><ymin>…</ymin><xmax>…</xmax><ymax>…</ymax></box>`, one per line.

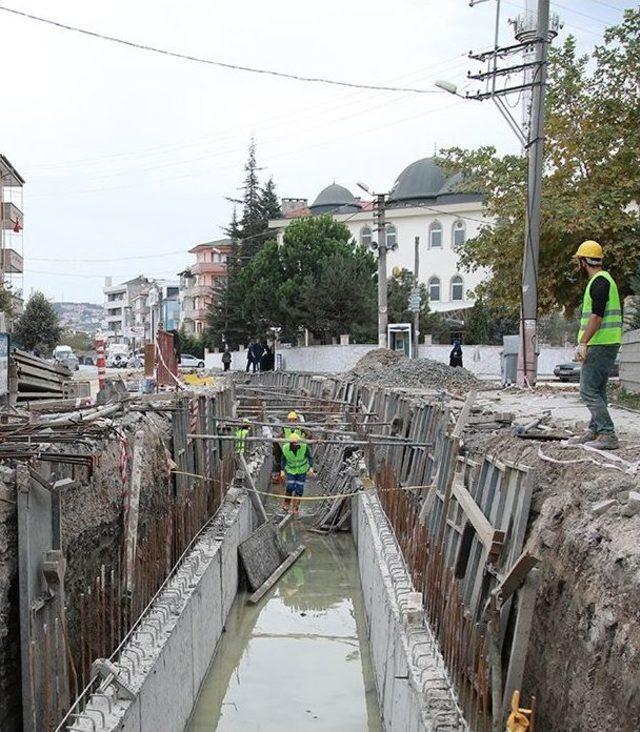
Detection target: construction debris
<box><xmin>345</xmin><ymin>348</ymin><xmax>479</xmax><ymax>392</ymax></box>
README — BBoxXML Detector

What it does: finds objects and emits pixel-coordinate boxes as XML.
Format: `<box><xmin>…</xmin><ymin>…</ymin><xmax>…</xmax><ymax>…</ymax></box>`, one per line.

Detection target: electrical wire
<box><xmin>0</xmin><ymin>4</ymin><xmax>444</xmax><ymax>95</ymax></box>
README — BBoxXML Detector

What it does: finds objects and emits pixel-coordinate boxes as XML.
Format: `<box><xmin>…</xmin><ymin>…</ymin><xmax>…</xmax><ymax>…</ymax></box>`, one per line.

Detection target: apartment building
<box><xmin>0</xmin><ymin>153</ymin><xmax>25</xmax><ymax>322</ymax></box>
<box><xmin>179</xmin><ymin>238</ymin><xmax>232</xmax><ymax>334</ymax></box>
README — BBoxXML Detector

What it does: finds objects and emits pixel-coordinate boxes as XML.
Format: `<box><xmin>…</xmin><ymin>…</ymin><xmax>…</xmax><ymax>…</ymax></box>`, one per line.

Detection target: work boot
<box><xmin>283</xmin><ymin>495</ymin><xmax>291</xmax><ymax>512</ymax></box>
<box><xmin>292</xmin><ymin>498</ymin><xmax>301</xmax><ymax>516</ymax></box>
<box><xmin>565</xmin><ymin>430</ymin><xmax>595</xmax><ymax>446</ymax></box>
<box><xmin>585</xmin><ymin>434</ymin><xmax>619</xmax><ymax>451</ymax></box>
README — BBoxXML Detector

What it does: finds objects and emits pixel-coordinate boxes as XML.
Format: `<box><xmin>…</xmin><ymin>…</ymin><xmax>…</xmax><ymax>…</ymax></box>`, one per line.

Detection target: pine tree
<box><xmin>14</xmin><ymin>292</ymin><xmax>62</xmax><ymax>353</ymax></box>
<box><xmin>259</xmin><ymin>177</ymin><xmax>281</xmax><ymax>223</ymax></box>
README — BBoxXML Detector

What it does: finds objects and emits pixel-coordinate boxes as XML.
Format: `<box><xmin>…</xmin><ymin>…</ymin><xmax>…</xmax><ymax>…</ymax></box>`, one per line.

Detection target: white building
<box><xmin>268</xmin><ymin>157</ymin><xmax>488</xmax><ymax>314</ymax></box>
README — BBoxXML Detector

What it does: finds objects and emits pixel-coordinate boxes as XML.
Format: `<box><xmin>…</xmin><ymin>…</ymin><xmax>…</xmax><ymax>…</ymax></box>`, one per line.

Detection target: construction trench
<box><xmin>1</xmin><ymin>357</ymin><xmax>640</xmax><ymax>732</ymax></box>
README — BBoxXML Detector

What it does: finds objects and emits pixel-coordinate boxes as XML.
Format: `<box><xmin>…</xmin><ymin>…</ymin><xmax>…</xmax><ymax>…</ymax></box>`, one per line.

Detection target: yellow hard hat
<box><xmin>573</xmin><ymin>240</ymin><xmax>603</xmax><ymax>260</ymax></box>
<box><xmin>287</xmin><ymin>411</ymin><xmax>298</xmax><ymax>420</ymax></box>
<box><xmin>242</xmin><ymin>417</ymin><xmax>250</xmax><ymax>424</ymax></box>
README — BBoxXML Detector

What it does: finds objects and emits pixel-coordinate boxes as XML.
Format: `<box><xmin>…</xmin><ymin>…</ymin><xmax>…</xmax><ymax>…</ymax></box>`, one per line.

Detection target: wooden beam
<box><xmin>451</xmin><ymin>474</ymin><xmax>505</xmax><ymax>561</ymax></box>
<box><xmin>248</xmin><ymin>544</ymin><xmax>306</xmax><ymax>604</ymax></box>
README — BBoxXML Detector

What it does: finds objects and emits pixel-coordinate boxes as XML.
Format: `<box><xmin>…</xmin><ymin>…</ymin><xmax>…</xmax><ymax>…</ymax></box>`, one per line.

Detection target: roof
<box><xmin>310</xmin><ymin>183</ymin><xmax>356</xmax><ymax>210</ymax></box>
<box><xmin>389</xmin><ymin>158</ymin><xmax>447</xmax><ymax>202</ymax></box>
<box><xmin>189</xmin><ymin>237</ymin><xmax>233</xmax><ymax>253</ymax></box>
<box><xmin>0</xmin><ymin>154</ymin><xmax>25</xmax><ymax>187</ymax></box>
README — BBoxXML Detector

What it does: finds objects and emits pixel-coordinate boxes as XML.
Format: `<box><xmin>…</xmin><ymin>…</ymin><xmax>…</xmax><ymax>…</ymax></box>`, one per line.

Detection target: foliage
<box><xmin>206</xmin><ymin>243</ymin><xmax>250</xmax><ymax>349</ymax></box>
<box><xmin>234</xmin><ymin>216</ymin><xmax>377</xmax><ymax>343</ymax></box>
<box><xmin>628</xmin><ymin>263</ymin><xmax>640</xmax><ymax>330</ymax></box>
<box><xmin>538</xmin><ymin>311</ymin><xmax>580</xmax><ymax>346</ymax></box>
<box><xmin>178</xmin><ymin>326</ymin><xmax>205</xmax><ymax>358</ymax></box>
<box><xmin>437</xmin><ymin>9</ymin><xmax>640</xmax><ymax>315</ymax></box>
<box><xmin>0</xmin><ymin>286</ymin><xmax>13</xmax><ymax>316</ymax></box>
<box><xmin>464</xmin><ymin>298</ymin><xmax>520</xmax><ymax>346</ymax></box>
<box><xmin>59</xmin><ymin>330</ymin><xmax>93</xmax><ymax>352</ymax></box>
<box><xmin>387</xmin><ymin>268</ymin><xmax>435</xmax><ymax>335</ymax></box>
<box><xmin>14</xmin><ymin>292</ymin><xmax>62</xmax><ymax>354</ymax></box>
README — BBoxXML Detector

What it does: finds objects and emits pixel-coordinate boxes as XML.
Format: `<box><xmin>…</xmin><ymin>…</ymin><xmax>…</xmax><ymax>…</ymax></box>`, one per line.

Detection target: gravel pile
<box><xmin>346</xmin><ymin>348</ymin><xmax>478</xmax><ymax>392</ymax></box>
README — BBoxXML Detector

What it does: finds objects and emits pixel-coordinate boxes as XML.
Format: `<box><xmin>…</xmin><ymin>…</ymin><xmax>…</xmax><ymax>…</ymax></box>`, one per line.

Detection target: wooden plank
<box><xmin>451</xmin><ymin>388</ymin><xmax>477</xmax><ymax>439</ymax></box>
<box><xmin>494</xmin><ymin>552</ymin><xmax>539</xmax><ymax>608</ymax></box>
<box><xmin>238</xmin><ymin>453</ymin><xmax>269</xmax><ymax>525</ymax></box>
<box><xmin>248</xmin><ymin>544</ymin><xmax>306</xmax><ymax>604</ymax></box>
<box><xmin>451</xmin><ymin>474</ymin><xmax>505</xmax><ymax>559</ymax></box>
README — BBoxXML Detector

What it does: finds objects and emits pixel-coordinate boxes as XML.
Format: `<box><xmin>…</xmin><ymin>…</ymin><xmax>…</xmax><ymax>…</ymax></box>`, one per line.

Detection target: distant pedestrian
<box><xmin>260</xmin><ymin>343</ymin><xmax>274</xmax><ymax>371</ymax></box>
<box><xmin>449</xmin><ymin>340</ymin><xmax>463</xmax><ymax>368</ymax></box>
<box><xmin>246</xmin><ymin>341</ymin><xmax>256</xmax><ymax>373</ymax></box>
<box><xmin>253</xmin><ymin>341</ymin><xmax>265</xmax><ymax>372</ymax></box>
<box><xmin>221</xmin><ymin>346</ymin><xmax>231</xmax><ymax>372</ymax></box>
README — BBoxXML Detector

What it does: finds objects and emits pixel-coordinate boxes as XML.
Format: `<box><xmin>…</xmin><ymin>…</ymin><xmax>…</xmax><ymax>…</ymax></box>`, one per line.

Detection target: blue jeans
<box><xmin>580</xmin><ymin>345</ymin><xmax>619</xmax><ymax>435</ymax></box>
<box><xmin>285</xmin><ymin>473</ymin><xmax>307</xmax><ymax>497</ymax></box>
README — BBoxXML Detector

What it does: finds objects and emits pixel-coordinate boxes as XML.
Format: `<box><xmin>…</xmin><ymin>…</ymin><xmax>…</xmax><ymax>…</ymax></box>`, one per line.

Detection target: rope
<box><xmin>169</xmin><ymin>469</ymin><xmax>434</xmax><ymax>502</ymax></box>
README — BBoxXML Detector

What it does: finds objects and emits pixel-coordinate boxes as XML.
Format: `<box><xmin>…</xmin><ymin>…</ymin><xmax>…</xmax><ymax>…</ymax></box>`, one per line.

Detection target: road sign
<box><xmin>408</xmin><ymin>289</ymin><xmax>422</xmax><ymax>312</ymax></box>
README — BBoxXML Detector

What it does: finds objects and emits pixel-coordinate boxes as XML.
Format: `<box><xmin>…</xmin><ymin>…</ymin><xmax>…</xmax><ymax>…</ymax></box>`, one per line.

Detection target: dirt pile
<box><xmin>346</xmin><ymin>348</ymin><xmax>478</xmax><ymax>393</ymax></box>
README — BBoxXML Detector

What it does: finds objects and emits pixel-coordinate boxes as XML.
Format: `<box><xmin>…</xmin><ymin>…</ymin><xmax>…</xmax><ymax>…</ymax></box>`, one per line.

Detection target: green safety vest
<box><xmin>235</xmin><ymin>428</ymin><xmax>249</xmax><ymax>453</ymax></box>
<box><xmin>578</xmin><ymin>271</ymin><xmax>622</xmax><ymax>346</ymax></box>
<box><xmin>283</xmin><ymin>426</ymin><xmax>299</xmax><ymax>439</ymax></box>
<box><xmin>281</xmin><ymin>442</ymin><xmax>309</xmax><ymax>475</ymax></box>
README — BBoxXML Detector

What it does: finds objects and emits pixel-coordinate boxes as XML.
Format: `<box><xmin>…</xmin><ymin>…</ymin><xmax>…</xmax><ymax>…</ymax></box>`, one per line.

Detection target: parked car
<box><xmin>180</xmin><ymin>354</ymin><xmax>205</xmax><ymax>369</ymax></box>
<box><xmin>554</xmin><ymin>355</ymin><xmax>620</xmax><ymax>382</ymax></box>
<box><xmin>53</xmin><ymin>345</ymin><xmax>79</xmax><ymax>371</ymax></box>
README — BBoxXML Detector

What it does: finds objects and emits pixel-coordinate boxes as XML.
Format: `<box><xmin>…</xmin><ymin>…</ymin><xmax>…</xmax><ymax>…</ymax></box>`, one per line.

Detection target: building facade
<box><xmin>179</xmin><ymin>239</ymin><xmax>232</xmax><ymax>335</ymax></box>
<box><xmin>0</xmin><ymin>154</ymin><xmax>25</xmax><ymax>322</ymax></box>
<box><xmin>103</xmin><ymin>275</ymin><xmax>178</xmax><ymax>344</ymax></box>
<box><xmin>268</xmin><ymin>157</ymin><xmax>488</xmax><ymax>314</ymax></box>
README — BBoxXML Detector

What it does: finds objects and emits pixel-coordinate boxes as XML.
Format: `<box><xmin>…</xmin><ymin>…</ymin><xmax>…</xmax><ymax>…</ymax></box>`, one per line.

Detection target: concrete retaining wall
<box><xmin>352</xmin><ymin>491</ymin><xmax>466</xmax><ymax>732</ymax></box>
<box><xmin>620</xmin><ymin>328</ymin><xmax>640</xmax><ymax>393</ymax></box>
<box><xmin>71</xmin><ymin>449</ymin><xmax>272</xmax><ymax>732</ymax></box>
<box><xmin>206</xmin><ymin>343</ymin><xmax>573</xmax><ymax>377</ymax></box>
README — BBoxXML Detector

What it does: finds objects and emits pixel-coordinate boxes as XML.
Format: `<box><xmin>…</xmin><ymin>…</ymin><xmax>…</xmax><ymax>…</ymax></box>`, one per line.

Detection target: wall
<box><xmin>620</xmin><ymin>328</ymin><xmax>640</xmax><ymax>393</ymax></box>
<box><xmin>207</xmin><ymin>343</ymin><xmax>574</xmax><ymax>377</ymax></box>
<box><xmin>72</xmin><ymin>447</ymin><xmax>272</xmax><ymax>732</ymax></box>
<box><xmin>353</xmin><ymin>490</ymin><xmax>464</xmax><ymax>731</ymax></box>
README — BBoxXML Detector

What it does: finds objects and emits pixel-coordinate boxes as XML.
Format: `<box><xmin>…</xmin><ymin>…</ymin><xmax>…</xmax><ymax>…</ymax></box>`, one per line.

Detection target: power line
<box><xmin>0</xmin><ymin>4</ymin><xmax>444</xmax><ymax>95</ymax></box>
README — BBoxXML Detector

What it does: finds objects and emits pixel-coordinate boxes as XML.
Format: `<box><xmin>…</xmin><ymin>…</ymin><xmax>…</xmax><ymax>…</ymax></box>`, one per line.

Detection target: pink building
<box><xmin>179</xmin><ymin>238</ymin><xmax>233</xmax><ymax>335</ymax></box>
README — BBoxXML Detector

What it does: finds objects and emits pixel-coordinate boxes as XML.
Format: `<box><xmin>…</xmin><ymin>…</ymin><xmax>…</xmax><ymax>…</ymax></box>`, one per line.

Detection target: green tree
<box><xmin>259</xmin><ymin>177</ymin><xmax>281</xmax><ymax>223</ymax></box>
<box><xmin>387</xmin><ymin>268</ymin><xmax>433</xmax><ymax>335</ymax></box>
<box><xmin>59</xmin><ymin>330</ymin><xmax>93</xmax><ymax>352</ymax></box>
<box><xmin>437</xmin><ymin>9</ymin><xmax>640</xmax><ymax>315</ymax></box>
<box><xmin>14</xmin><ymin>292</ymin><xmax>61</xmax><ymax>353</ymax></box>
<box><xmin>236</xmin><ymin>216</ymin><xmax>377</xmax><ymax>343</ymax></box>
<box><xmin>207</xmin><ymin>242</ymin><xmax>251</xmax><ymax>349</ymax></box>
<box><xmin>463</xmin><ymin>298</ymin><xmax>520</xmax><ymax>345</ymax></box>
<box><xmin>0</xmin><ymin>285</ymin><xmax>13</xmax><ymax>316</ymax></box>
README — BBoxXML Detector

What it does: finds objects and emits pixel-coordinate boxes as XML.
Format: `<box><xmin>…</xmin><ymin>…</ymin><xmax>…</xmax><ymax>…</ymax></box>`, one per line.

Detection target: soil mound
<box><xmin>347</xmin><ymin>348</ymin><xmax>478</xmax><ymax>392</ymax></box>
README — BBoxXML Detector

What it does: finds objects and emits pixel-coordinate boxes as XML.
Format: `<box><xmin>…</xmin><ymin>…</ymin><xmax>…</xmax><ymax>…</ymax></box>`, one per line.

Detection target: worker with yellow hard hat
<box><xmin>280</xmin><ymin>431</ymin><xmax>315</xmax><ymax>515</ymax></box>
<box><xmin>567</xmin><ymin>240</ymin><xmax>622</xmax><ymax>450</ymax></box>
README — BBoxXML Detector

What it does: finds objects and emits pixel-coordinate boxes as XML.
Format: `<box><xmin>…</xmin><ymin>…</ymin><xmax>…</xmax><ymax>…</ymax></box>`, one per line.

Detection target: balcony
<box><xmin>1</xmin><ymin>202</ymin><xmax>23</xmax><ymax>231</ymax></box>
<box><xmin>192</xmin><ymin>308</ymin><xmax>210</xmax><ymax>322</ymax></box>
<box><xmin>191</xmin><ymin>261</ymin><xmax>227</xmax><ymax>276</ymax></box>
<box><xmin>2</xmin><ymin>248</ymin><xmax>23</xmax><ymax>273</ymax></box>
<box><xmin>106</xmin><ymin>313</ymin><xmax>124</xmax><ymax>323</ymax></box>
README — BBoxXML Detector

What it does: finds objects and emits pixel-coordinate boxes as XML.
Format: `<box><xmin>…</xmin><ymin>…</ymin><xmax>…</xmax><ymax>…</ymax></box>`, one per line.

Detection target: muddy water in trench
<box><xmin>186</xmin><ymin>528</ymin><xmax>382</xmax><ymax>732</ymax></box>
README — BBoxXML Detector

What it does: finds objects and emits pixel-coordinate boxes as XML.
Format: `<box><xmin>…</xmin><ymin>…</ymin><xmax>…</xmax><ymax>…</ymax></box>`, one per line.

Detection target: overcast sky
<box><xmin>1</xmin><ymin>0</ymin><xmax>630</xmax><ymax>303</ymax></box>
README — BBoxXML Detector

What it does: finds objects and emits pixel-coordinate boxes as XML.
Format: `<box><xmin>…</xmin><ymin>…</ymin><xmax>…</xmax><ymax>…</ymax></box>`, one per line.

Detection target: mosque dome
<box><xmin>309</xmin><ymin>183</ymin><xmax>356</xmax><ymax>212</ymax></box>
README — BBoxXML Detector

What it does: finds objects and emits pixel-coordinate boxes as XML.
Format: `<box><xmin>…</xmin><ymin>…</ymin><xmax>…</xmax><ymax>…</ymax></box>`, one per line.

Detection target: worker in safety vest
<box><xmin>567</xmin><ymin>241</ymin><xmax>622</xmax><ymax>450</ymax></box>
<box><xmin>280</xmin><ymin>432</ymin><xmax>314</xmax><ymax>515</ymax></box>
<box><xmin>283</xmin><ymin>410</ymin><xmax>303</xmax><ymax>439</ymax></box>
<box><xmin>235</xmin><ymin>418</ymin><xmax>250</xmax><ymax>454</ymax></box>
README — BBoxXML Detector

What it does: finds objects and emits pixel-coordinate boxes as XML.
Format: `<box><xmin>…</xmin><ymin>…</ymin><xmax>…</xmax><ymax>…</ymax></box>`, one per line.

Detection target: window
<box><xmin>429</xmin><ymin>276</ymin><xmax>441</xmax><ymax>302</ymax></box>
<box><xmin>453</xmin><ymin>220</ymin><xmax>466</xmax><ymax>248</ymax></box>
<box><xmin>429</xmin><ymin>220</ymin><xmax>443</xmax><ymax>249</ymax></box>
<box><xmin>360</xmin><ymin>225</ymin><xmax>372</xmax><ymax>247</ymax></box>
<box><xmin>386</xmin><ymin>224</ymin><xmax>397</xmax><ymax>248</ymax></box>
<box><xmin>451</xmin><ymin>275</ymin><xmax>464</xmax><ymax>302</ymax></box>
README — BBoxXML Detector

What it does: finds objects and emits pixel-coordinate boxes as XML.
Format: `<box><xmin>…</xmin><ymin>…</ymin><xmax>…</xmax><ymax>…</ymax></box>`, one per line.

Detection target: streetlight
<box><xmin>357</xmin><ymin>181</ymin><xmax>396</xmax><ymax>348</ymax></box>
<box><xmin>434</xmin><ymin>80</ymin><xmax>460</xmax><ymax>96</ymax></box>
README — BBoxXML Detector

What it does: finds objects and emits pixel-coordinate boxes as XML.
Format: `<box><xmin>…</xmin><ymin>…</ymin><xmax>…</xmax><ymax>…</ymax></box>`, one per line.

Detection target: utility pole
<box><xmin>412</xmin><ymin>236</ymin><xmax>420</xmax><ymax>358</ymax></box>
<box><xmin>437</xmin><ymin>0</ymin><xmax>556</xmax><ymax>386</ymax></box>
<box><xmin>374</xmin><ymin>193</ymin><xmax>388</xmax><ymax>348</ymax></box>
<box><xmin>517</xmin><ymin>0</ymin><xmax>550</xmax><ymax>386</ymax></box>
